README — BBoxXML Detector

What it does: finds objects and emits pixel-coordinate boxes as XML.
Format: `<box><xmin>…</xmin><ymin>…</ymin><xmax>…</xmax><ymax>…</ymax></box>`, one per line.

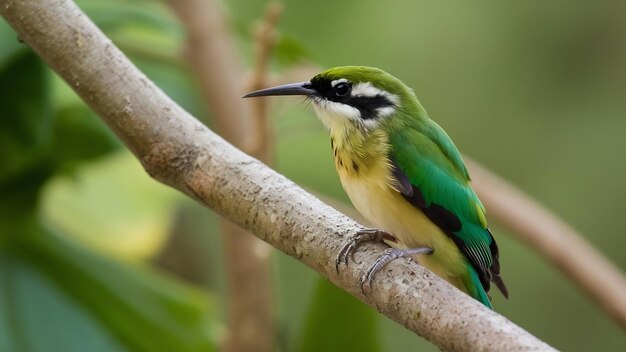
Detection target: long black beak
<box><xmin>242</xmin><ymin>81</ymin><xmax>316</xmax><ymax>98</ymax></box>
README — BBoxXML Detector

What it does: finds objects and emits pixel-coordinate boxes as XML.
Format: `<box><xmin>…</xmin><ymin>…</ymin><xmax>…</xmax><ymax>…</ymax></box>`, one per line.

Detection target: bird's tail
<box><xmin>463</xmin><ymin>261</ymin><xmax>493</xmax><ymax>309</ymax></box>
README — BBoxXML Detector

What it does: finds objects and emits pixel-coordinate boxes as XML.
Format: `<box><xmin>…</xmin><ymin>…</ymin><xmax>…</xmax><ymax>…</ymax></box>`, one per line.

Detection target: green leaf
<box><xmin>0</xmin><ymin>251</ymin><xmax>128</xmax><ymax>352</ymax></box>
<box><xmin>0</xmin><ymin>50</ymin><xmax>52</xmax><ymax>187</ymax></box>
<box><xmin>297</xmin><ymin>278</ymin><xmax>380</xmax><ymax>352</ymax></box>
<box><xmin>50</xmin><ymin>104</ymin><xmax>121</xmax><ymax>170</ymax></box>
<box><xmin>77</xmin><ymin>0</ymin><xmax>179</xmax><ymax>35</ymax></box>
<box><xmin>133</xmin><ymin>58</ymin><xmax>206</xmax><ymax>119</ymax></box>
<box><xmin>9</xmin><ymin>225</ymin><xmax>217</xmax><ymax>352</ymax></box>
<box><xmin>0</xmin><ymin>18</ymin><xmax>28</xmax><ymax>70</ymax></box>
<box><xmin>40</xmin><ymin>151</ymin><xmax>183</xmax><ymax>260</ymax></box>
<box><xmin>274</xmin><ymin>35</ymin><xmax>312</xmax><ymax>67</ymax></box>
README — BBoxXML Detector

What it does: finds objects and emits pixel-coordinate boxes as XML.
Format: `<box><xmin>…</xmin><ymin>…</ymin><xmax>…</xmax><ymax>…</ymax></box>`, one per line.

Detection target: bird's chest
<box><xmin>331</xmin><ymin>132</ymin><xmax>396</xmax><ymax>228</ymax></box>
<box><xmin>335</xmin><ymin>147</ymin><xmax>446</xmax><ymax>250</ymax></box>
<box><xmin>340</xmin><ymin>171</ymin><xmax>396</xmax><ymax>227</ymax></box>
<box><xmin>334</xmin><ymin>138</ymin><xmax>466</xmax><ymax>286</ymax></box>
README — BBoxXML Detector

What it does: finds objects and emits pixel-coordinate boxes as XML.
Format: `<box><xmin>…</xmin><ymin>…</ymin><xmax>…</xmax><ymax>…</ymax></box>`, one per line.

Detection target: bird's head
<box><xmin>244</xmin><ymin>66</ymin><xmax>416</xmax><ymax>132</ymax></box>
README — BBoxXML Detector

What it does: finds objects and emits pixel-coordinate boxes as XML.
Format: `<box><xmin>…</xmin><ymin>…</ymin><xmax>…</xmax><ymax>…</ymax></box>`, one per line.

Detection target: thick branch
<box><xmin>0</xmin><ymin>1</ymin><xmax>555</xmax><ymax>351</ymax></box>
<box><xmin>466</xmin><ymin>158</ymin><xmax>626</xmax><ymax>331</ymax></box>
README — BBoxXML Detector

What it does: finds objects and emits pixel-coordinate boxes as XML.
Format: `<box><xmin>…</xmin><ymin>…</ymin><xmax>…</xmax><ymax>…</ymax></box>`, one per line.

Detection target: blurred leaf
<box><xmin>51</xmin><ymin>104</ymin><xmax>121</xmax><ymax>170</ymax></box>
<box><xmin>6</xmin><ymin>224</ymin><xmax>217</xmax><ymax>352</ymax></box>
<box><xmin>0</xmin><ymin>19</ymin><xmax>27</xmax><ymax>69</ymax></box>
<box><xmin>133</xmin><ymin>58</ymin><xmax>206</xmax><ymax>119</ymax></box>
<box><xmin>77</xmin><ymin>0</ymin><xmax>185</xmax><ymax>81</ymax></box>
<box><xmin>274</xmin><ymin>35</ymin><xmax>312</xmax><ymax>67</ymax></box>
<box><xmin>0</xmin><ymin>251</ymin><xmax>128</xmax><ymax>352</ymax></box>
<box><xmin>0</xmin><ymin>50</ymin><xmax>52</xmax><ymax>186</ymax></box>
<box><xmin>78</xmin><ymin>0</ymin><xmax>179</xmax><ymax>35</ymax></box>
<box><xmin>297</xmin><ymin>278</ymin><xmax>380</xmax><ymax>352</ymax></box>
<box><xmin>41</xmin><ymin>151</ymin><xmax>183</xmax><ymax>260</ymax></box>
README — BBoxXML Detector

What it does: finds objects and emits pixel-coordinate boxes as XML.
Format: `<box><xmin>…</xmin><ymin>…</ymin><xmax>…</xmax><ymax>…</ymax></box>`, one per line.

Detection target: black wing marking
<box><xmin>391</xmin><ymin>159</ymin><xmax>508</xmax><ymax>297</ymax></box>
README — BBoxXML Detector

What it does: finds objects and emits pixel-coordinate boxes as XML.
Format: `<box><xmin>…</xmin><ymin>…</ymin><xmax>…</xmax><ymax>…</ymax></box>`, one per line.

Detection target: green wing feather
<box><xmin>389</xmin><ymin>120</ymin><xmax>508</xmax><ymax>299</ymax></box>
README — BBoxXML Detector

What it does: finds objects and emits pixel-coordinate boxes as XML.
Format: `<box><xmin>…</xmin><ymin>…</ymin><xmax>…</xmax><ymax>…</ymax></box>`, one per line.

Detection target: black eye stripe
<box><xmin>347</xmin><ymin>94</ymin><xmax>395</xmax><ymax>120</ymax></box>
<box><xmin>309</xmin><ymin>77</ymin><xmax>395</xmax><ymax>120</ymax></box>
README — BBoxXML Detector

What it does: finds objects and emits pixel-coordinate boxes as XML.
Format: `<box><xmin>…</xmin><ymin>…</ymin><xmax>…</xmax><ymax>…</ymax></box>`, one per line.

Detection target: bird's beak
<box><xmin>242</xmin><ymin>81</ymin><xmax>316</xmax><ymax>98</ymax></box>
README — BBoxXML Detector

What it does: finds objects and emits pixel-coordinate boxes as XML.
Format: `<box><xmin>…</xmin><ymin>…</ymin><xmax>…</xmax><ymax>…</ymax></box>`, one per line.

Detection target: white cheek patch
<box><xmin>376</xmin><ymin>106</ymin><xmax>396</xmax><ymax>118</ymax></box>
<box><xmin>351</xmin><ymin>82</ymin><xmax>382</xmax><ymax>97</ymax></box>
<box><xmin>312</xmin><ymin>99</ymin><xmax>361</xmax><ymax>132</ymax></box>
<box><xmin>351</xmin><ymin>82</ymin><xmax>400</xmax><ymax>106</ymax></box>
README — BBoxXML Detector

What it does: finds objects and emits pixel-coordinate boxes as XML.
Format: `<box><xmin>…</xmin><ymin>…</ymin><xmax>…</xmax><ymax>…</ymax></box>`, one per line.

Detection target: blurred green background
<box><xmin>1</xmin><ymin>0</ymin><xmax>625</xmax><ymax>351</ymax></box>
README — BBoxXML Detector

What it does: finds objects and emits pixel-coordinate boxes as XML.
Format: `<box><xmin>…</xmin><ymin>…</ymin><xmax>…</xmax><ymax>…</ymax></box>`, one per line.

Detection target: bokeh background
<box><xmin>1</xmin><ymin>0</ymin><xmax>625</xmax><ymax>351</ymax></box>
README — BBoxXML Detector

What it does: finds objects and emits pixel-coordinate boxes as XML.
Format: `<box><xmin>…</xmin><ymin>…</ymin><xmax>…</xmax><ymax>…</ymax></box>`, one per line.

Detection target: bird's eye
<box><xmin>334</xmin><ymin>82</ymin><xmax>351</xmax><ymax>96</ymax></box>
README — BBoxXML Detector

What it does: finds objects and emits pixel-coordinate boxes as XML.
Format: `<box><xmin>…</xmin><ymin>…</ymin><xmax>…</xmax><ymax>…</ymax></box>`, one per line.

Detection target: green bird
<box><xmin>244</xmin><ymin>66</ymin><xmax>508</xmax><ymax>308</ymax></box>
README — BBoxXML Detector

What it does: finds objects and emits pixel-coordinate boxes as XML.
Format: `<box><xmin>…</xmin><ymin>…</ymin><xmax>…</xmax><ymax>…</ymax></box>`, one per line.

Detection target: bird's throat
<box><xmin>329</xmin><ymin>126</ymin><xmax>390</xmax><ymax>179</ymax></box>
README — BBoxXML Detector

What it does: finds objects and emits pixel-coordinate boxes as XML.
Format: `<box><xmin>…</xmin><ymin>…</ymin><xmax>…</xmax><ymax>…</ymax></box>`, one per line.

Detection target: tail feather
<box><xmin>465</xmin><ymin>262</ymin><xmax>493</xmax><ymax>309</ymax></box>
<box><xmin>487</xmin><ymin>227</ymin><xmax>509</xmax><ymax>298</ymax></box>
<box><xmin>492</xmin><ymin>274</ymin><xmax>509</xmax><ymax>299</ymax></box>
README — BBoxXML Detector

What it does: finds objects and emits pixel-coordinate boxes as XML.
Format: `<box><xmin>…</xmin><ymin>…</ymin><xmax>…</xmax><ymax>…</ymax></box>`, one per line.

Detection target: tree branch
<box><xmin>0</xmin><ymin>1</ymin><xmax>556</xmax><ymax>350</ymax></box>
<box><xmin>246</xmin><ymin>1</ymin><xmax>282</xmax><ymax>164</ymax></box>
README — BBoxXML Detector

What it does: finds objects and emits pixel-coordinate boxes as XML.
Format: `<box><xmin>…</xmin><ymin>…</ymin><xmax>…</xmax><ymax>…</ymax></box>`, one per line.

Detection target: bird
<box><xmin>243</xmin><ymin>66</ymin><xmax>508</xmax><ymax>308</ymax></box>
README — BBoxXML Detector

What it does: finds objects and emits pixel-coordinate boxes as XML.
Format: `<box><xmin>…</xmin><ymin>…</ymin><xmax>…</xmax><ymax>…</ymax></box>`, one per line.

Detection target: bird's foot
<box><xmin>336</xmin><ymin>228</ymin><xmax>397</xmax><ymax>273</ymax></box>
<box><xmin>360</xmin><ymin>247</ymin><xmax>433</xmax><ymax>292</ymax></box>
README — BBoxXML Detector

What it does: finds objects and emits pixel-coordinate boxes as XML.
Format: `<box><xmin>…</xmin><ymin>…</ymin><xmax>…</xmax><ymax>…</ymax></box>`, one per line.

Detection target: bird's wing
<box><xmin>389</xmin><ymin>125</ymin><xmax>507</xmax><ymax>297</ymax></box>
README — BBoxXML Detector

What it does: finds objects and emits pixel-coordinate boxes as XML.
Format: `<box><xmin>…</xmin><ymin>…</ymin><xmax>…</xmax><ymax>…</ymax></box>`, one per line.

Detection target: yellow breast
<box><xmin>331</xmin><ymin>129</ymin><xmax>468</xmax><ymax>292</ymax></box>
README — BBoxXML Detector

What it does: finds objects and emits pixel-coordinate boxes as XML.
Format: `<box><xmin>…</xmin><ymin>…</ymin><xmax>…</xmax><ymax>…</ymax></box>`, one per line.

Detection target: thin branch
<box><xmin>166</xmin><ymin>0</ymin><xmax>275</xmax><ymax>351</ymax></box>
<box><xmin>246</xmin><ymin>1</ymin><xmax>283</xmax><ymax>164</ymax></box>
<box><xmin>466</xmin><ymin>158</ymin><xmax>626</xmax><ymax>331</ymax></box>
<box><xmin>0</xmin><ymin>1</ymin><xmax>556</xmax><ymax>351</ymax></box>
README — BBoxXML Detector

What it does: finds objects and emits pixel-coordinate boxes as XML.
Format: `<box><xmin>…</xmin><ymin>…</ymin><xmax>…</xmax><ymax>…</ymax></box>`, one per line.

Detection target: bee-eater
<box><xmin>243</xmin><ymin>66</ymin><xmax>508</xmax><ymax>308</ymax></box>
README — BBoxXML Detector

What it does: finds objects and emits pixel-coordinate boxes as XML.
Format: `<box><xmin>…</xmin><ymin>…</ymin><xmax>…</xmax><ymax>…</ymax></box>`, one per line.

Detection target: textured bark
<box><xmin>0</xmin><ymin>1</ymin><xmax>556</xmax><ymax>351</ymax></box>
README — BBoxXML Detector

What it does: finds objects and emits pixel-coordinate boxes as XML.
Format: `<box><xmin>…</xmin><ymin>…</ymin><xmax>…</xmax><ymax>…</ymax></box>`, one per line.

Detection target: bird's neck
<box><xmin>329</xmin><ymin>126</ymin><xmax>390</xmax><ymax>178</ymax></box>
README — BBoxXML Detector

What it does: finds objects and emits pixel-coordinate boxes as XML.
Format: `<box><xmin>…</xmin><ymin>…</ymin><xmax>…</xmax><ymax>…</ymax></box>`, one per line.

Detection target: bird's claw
<box><xmin>335</xmin><ymin>228</ymin><xmax>396</xmax><ymax>273</ymax></box>
<box><xmin>336</xmin><ymin>237</ymin><xmax>358</xmax><ymax>269</ymax></box>
<box><xmin>359</xmin><ymin>246</ymin><xmax>434</xmax><ymax>293</ymax></box>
